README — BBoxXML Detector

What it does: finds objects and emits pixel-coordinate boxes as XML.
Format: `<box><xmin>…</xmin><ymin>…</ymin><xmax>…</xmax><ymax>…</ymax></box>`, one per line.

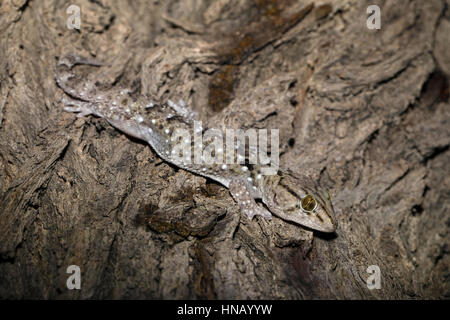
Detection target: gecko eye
<box><xmin>300</xmin><ymin>194</ymin><xmax>318</xmax><ymax>213</ymax></box>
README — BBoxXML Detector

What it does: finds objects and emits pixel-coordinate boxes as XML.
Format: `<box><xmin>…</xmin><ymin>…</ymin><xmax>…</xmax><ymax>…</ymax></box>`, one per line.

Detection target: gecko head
<box><xmin>262</xmin><ymin>170</ymin><xmax>337</xmax><ymax>233</ymax></box>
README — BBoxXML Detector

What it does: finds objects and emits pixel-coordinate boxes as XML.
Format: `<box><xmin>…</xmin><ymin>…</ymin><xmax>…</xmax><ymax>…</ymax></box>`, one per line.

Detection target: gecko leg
<box><xmin>229</xmin><ymin>179</ymin><xmax>272</xmax><ymax>220</ymax></box>
<box><xmin>57</xmin><ymin>54</ymin><xmax>105</xmax><ymax>70</ymax></box>
<box><xmin>56</xmin><ymin>54</ymin><xmax>107</xmax><ymax>102</ymax></box>
<box><xmin>60</xmin><ymin>97</ymin><xmax>95</xmax><ymax>117</ymax></box>
<box><xmin>167</xmin><ymin>99</ymin><xmax>198</xmax><ymax>123</ymax></box>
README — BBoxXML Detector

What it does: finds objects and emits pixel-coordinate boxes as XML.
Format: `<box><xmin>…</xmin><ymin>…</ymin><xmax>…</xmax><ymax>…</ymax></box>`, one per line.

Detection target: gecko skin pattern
<box><xmin>56</xmin><ymin>54</ymin><xmax>337</xmax><ymax>233</ymax></box>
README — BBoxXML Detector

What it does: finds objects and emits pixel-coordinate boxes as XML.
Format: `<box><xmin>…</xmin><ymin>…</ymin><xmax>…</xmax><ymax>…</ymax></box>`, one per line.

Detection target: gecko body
<box><xmin>56</xmin><ymin>54</ymin><xmax>337</xmax><ymax>233</ymax></box>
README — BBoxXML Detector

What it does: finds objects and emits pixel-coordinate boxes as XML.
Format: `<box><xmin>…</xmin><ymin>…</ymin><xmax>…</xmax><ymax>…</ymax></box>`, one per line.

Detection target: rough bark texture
<box><xmin>0</xmin><ymin>0</ymin><xmax>449</xmax><ymax>299</ymax></box>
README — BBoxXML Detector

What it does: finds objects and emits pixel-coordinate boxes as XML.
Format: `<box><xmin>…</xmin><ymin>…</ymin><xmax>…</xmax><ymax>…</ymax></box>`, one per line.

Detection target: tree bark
<box><xmin>0</xmin><ymin>0</ymin><xmax>448</xmax><ymax>299</ymax></box>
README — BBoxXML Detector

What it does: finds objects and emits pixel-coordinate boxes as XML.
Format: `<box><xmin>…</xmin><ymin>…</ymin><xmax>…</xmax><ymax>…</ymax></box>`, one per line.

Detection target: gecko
<box><xmin>55</xmin><ymin>54</ymin><xmax>337</xmax><ymax>233</ymax></box>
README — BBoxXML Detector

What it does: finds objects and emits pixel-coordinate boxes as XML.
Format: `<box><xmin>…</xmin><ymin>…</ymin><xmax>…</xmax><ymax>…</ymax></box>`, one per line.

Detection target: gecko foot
<box><xmin>229</xmin><ymin>179</ymin><xmax>272</xmax><ymax>221</ymax></box>
<box><xmin>167</xmin><ymin>99</ymin><xmax>198</xmax><ymax>123</ymax></box>
<box><xmin>56</xmin><ymin>54</ymin><xmax>107</xmax><ymax>102</ymax></box>
<box><xmin>57</xmin><ymin>54</ymin><xmax>106</xmax><ymax>69</ymax></box>
<box><xmin>61</xmin><ymin>98</ymin><xmax>94</xmax><ymax>117</ymax></box>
